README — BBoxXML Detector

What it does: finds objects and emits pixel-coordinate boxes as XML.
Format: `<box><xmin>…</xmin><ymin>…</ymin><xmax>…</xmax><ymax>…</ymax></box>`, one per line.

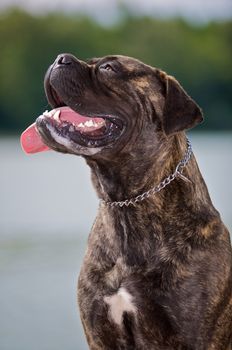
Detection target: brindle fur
<box><xmin>39</xmin><ymin>54</ymin><xmax>232</xmax><ymax>350</ymax></box>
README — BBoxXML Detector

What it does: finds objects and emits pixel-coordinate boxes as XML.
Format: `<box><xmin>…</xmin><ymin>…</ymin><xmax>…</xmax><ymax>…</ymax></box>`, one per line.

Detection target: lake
<box><xmin>0</xmin><ymin>134</ymin><xmax>231</xmax><ymax>350</ymax></box>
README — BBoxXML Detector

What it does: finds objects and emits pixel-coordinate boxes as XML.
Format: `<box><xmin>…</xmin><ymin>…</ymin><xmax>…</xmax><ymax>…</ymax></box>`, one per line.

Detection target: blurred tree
<box><xmin>0</xmin><ymin>8</ymin><xmax>231</xmax><ymax>132</ymax></box>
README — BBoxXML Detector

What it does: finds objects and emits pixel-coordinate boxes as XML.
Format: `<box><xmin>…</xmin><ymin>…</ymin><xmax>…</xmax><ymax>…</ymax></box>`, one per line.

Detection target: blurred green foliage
<box><xmin>0</xmin><ymin>8</ymin><xmax>231</xmax><ymax>132</ymax></box>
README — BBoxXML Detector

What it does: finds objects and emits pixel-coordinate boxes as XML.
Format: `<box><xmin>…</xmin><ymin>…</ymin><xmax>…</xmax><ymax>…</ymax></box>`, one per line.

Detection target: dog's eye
<box><xmin>99</xmin><ymin>63</ymin><xmax>114</xmax><ymax>72</ymax></box>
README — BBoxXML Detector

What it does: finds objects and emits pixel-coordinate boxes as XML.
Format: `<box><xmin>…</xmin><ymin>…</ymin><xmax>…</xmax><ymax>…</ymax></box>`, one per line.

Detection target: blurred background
<box><xmin>0</xmin><ymin>0</ymin><xmax>231</xmax><ymax>349</ymax></box>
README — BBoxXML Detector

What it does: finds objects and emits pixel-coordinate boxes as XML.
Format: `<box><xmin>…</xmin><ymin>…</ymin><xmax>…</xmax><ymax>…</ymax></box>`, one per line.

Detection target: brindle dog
<box><xmin>36</xmin><ymin>54</ymin><xmax>232</xmax><ymax>350</ymax></box>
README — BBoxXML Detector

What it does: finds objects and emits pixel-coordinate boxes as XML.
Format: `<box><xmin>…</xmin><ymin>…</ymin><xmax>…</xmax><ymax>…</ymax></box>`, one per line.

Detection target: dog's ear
<box><xmin>161</xmin><ymin>74</ymin><xmax>203</xmax><ymax>135</ymax></box>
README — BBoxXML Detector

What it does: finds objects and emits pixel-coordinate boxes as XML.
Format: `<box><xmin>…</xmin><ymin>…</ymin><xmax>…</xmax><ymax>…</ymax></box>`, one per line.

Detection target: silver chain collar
<box><xmin>100</xmin><ymin>138</ymin><xmax>193</xmax><ymax>208</ymax></box>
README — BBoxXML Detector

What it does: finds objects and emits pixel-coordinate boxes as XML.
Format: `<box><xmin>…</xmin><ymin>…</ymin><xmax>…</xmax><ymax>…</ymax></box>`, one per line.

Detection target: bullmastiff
<box><xmin>34</xmin><ymin>54</ymin><xmax>232</xmax><ymax>350</ymax></box>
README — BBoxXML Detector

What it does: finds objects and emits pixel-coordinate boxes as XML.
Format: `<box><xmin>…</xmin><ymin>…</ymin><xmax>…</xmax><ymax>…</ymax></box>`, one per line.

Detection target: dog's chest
<box><xmin>102</xmin><ymin>258</ymin><xmax>142</xmax><ymax>325</ymax></box>
<box><xmin>78</xmin><ymin>214</ymin><xmax>176</xmax><ymax>343</ymax></box>
<box><xmin>104</xmin><ymin>257</ymin><xmax>133</xmax><ymax>288</ymax></box>
<box><xmin>104</xmin><ymin>286</ymin><xmax>137</xmax><ymax>327</ymax></box>
<box><xmin>78</xmin><ymin>253</ymin><xmax>179</xmax><ymax>350</ymax></box>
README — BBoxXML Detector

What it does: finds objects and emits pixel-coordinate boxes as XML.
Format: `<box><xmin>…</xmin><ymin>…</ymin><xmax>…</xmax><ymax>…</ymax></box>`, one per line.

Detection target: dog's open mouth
<box><xmin>40</xmin><ymin>106</ymin><xmax>123</xmax><ymax>146</ymax></box>
<box><xmin>21</xmin><ymin>106</ymin><xmax>124</xmax><ymax>154</ymax></box>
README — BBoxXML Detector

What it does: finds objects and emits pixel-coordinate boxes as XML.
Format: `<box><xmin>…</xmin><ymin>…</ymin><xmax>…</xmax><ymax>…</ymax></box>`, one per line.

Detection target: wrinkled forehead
<box><xmin>87</xmin><ymin>55</ymin><xmax>154</xmax><ymax>73</ymax></box>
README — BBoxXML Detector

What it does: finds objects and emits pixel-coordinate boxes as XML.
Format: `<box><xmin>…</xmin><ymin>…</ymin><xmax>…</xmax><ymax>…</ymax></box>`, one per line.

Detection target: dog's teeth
<box><xmin>43</xmin><ymin>110</ymin><xmax>50</xmax><ymax>117</ymax></box>
<box><xmin>69</xmin><ymin>125</ymin><xmax>75</xmax><ymax>132</ymax></box>
<box><xmin>77</xmin><ymin>122</ymin><xmax>85</xmax><ymax>128</ymax></box>
<box><xmin>43</xmin><ymin>109</ymin><xmax>57</xmax><ymax>118</ymax></box>
<box><xmin>53</xmin><ymin>110</ymin><xmax>61</xmax><ymax>122</ymax></box>
<box><xmin>84</xmin><ymin>120</ymin><xmax>94</xmax><ymax>127</ymax></box>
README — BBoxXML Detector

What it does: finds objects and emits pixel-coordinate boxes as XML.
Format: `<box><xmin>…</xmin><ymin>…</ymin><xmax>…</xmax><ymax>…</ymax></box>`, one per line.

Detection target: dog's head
<box><xmin>36</xmin><ymin>54</ymin><xmax>203</xmax><ymax>158</ymax></box>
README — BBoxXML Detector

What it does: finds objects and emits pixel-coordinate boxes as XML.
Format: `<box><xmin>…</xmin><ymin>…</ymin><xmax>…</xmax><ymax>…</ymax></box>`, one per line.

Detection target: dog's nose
<box><xmin>54</xmin><ymin>54</ymin><xmax>75</xmax><ymax>67</ymax></box>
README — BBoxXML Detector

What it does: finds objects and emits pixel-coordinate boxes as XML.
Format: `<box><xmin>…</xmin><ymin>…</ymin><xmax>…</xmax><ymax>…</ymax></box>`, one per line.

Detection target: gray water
<box><xmin>0</xmin><ymin>134</ymin><xmax>232</xmax><ymax>350</ymax></box>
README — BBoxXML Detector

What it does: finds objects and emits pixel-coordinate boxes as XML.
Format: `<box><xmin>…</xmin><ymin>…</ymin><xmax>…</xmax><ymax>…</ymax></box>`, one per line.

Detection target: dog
<box><xmin>36</xmin><ymin>54</ymin><xmax>232</xmax><ymax>350</ymax></box>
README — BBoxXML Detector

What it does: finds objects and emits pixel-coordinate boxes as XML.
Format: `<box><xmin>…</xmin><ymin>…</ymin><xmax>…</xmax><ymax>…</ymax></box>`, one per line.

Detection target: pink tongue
<box><xmin>21</xmin><ymin>123</ymin><xmax>50</xmax><ymax>154</ymax></box>
<box><xmin>20</xmin><ymin>107</ymin><xmax>105</xmax><ymax>154</ymax></box>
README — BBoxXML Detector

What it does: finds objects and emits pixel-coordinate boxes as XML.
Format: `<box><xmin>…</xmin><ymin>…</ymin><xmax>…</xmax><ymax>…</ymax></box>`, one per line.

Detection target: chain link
<box><xmin>100</xmin><ymin>138</ymin><xmax>193</xmax><ymax>208</ymax></box>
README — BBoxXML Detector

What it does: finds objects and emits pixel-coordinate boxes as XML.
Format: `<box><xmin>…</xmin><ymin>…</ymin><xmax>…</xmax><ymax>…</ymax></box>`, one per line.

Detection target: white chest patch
<box><xmin>104</xmin><ymin>287</ymin><xmax>137</xmax><ymax>326</ymax></box>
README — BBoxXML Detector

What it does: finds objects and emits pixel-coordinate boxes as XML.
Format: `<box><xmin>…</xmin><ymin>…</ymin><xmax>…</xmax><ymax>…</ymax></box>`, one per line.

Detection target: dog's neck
<box><xmin>85</xmin><ymin>132</ymin><xmax>219</xmax><ymax>263</ymax></box>
<box><xmin>86</xmin><ymin>132</ymin><xmax>211</xmax><ymax>211</ymax></box>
